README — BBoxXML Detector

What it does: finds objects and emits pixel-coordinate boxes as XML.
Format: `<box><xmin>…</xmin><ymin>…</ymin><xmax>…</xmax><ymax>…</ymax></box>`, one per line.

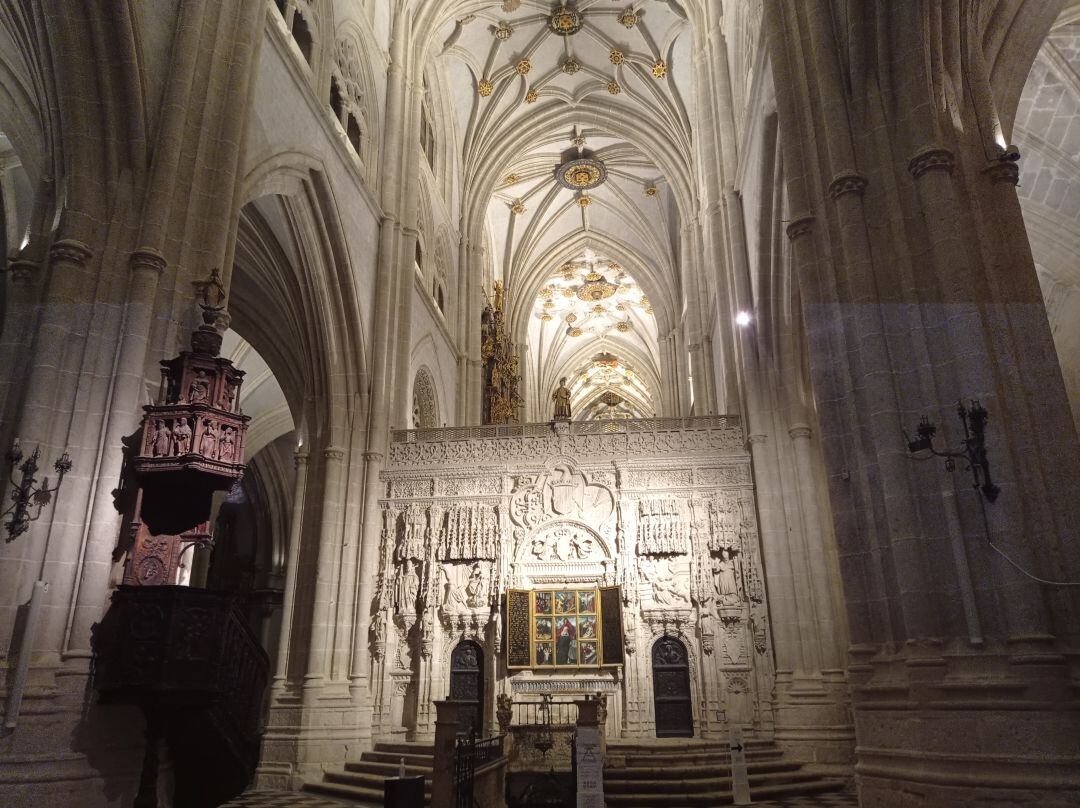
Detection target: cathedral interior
<box><xmin>1</xmin><ymin>1</ymin><xmax>1079</xmax><ymax>807</ymax></box>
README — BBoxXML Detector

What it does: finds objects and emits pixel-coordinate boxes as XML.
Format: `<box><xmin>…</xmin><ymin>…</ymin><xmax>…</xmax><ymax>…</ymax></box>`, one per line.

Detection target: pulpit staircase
<box><xmin>604</xmin><ymin>738</ymin><xmax>848</xmax><ymax>806</ymax></box>
<box><xmin>302</xmin><ymin>741</ymin><xmax>434</xmax><ymax>806</ymax></box>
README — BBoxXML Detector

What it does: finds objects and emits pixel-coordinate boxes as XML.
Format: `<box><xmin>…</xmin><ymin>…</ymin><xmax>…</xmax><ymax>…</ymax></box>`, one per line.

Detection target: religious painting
<box><xmin>506</xmin><ymin>586</ymin><xmax>623</xmax><ymax>670</ymax></box>
<box><xmin>579</xmin><ymin>641</ymin><xmax>598</xmax><ymax>665</ymax></box>
<box><xmin>535</xmin><ymin>591</ymin><xmax>553</xmax><ymax>614</ymax></box>
<box><xmin>536</xmin><ymin>642</ymin><xmax>554</xmax><ymax>666</ymax></box>
<box><xmin>555</xmin><ymin>616</ymin><xmax>577</xmax><ymax>664</ymax></box>
<box><xmin>535</xmin><ymin>617</ymin><xmax>553</xmax><ymax>640</ymax></box>
<box><xmin>555</xmin><ymin>591</ymin><xmax>576</xmax><ymax>614</ymax></box>
<box><xmin>579</xmin><ymin>615</ymin><xmax>597</xmax><ymax>640</ymax></box>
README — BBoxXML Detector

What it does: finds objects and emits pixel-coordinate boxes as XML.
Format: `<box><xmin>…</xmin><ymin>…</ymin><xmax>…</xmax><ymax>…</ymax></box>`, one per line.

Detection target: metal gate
<box><xmin>449</xmin><ymin>640</ymin><xmax>484</xmax><ymax>733</ymax></box>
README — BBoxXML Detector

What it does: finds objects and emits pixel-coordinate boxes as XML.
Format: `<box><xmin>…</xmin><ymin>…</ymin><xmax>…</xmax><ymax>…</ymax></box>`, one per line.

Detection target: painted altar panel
<box><xmin>373</xmin><ymin>418</ymin><xmax>771</xmax><ymax>741</ymax></box>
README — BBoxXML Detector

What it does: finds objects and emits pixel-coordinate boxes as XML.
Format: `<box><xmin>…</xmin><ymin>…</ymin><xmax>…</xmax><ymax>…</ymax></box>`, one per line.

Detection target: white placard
<box><xmin>729</xmin><ymin>725</ymin><xmax>751</xmax><ymax>805</ymax></box>
<box><xmin>576</xmin><ymin>726</ymin><xmax>604</xmax><ymax>807</ymax></box>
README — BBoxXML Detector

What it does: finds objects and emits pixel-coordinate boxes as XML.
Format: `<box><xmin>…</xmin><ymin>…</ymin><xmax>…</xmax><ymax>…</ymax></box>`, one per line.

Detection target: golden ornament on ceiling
<box><xmin>540</xmin><ymin>312</ymin><xmax>553</xmax><ymax>321</ymax></box>
<box><xmin>609</xmin><ymin>49</ymin><xmax>625</xmax><ymax>66</ymax></box>
<box><xmin>578</xmin><ymin>195</ymin><xmax>592</xmax><ymax>208</ymax></box>
<box><xmin>576</xmin><ymin>270</ymin><xmax>618</xmax><ymax>301</ymax></box>
<box><xmin>616</xmin><ymin>302</ymin><xmax>627</xmax><ymax>311</ymax></box>
<box><xmin>549</xmin><ymin>5</ymin><xmax>583</xmax><ymax>35</ymax></box>
<box><xmin>543</xmin><ymin>299</ymin><xmax>555</xmax><ymax>309</ymax></box>
<box><xmin>607</xmin><ymin>81</ymin><xmax>622</xmax><ymax>95</ymax></box>
<box><xmin>495</xmin><ymin>21</ymin><xmax>513</xmax><ymax>40</ymax></box>
<box><xmin>479</xmin><ymin>78</ymin><xmax>494</xmax><ymax>97</ymax></box>
<box><xmin>619</xmin><ymin>9</ymin><xmax>639</xmax><ymax>28</ymax></box>
<box><xmin>539</xmin><ymin>286</ymin><xmax>554</xmax><ymax>299</ymax></box>
<box><xmin>644</xmin><ymin>185</ymin><xmax>659</xmax><ymax>196</ymax></box>
<box><xmin>566</xmin><ymin>313</ymin><xmax>578</xmax><ymax>323</ymax></box>
<box><xmin>525</xmin><ymin>88</ymin><xmax>539</xmax><ymax>103</ymax></box>
<box><xmin>562</xmin><ymin>271</ymin><xmax>576</xmax><ymax>282</ymax></box>
<box><xmin>640</xmin><ymin>295</ymin><xmax>649</xmax><ymax>306</ymax></box>
<box><xmin>616</xmin><ymin>321</ymin><xmax>632</xmax><ymax>332</ymax></box>
<box><xmin>502</xmin><ymin>0</ymin><xmax>521</xmax><ymax>10</ymax></box>
<box><xmin>556</xmin><ymin>156</ymin><xmax>607</xmax><ymax>190</ymax></box>
<box><xmin>562</xmin><ymin>288</ymin><xmax>575</xmax><ymax>298</ymax></box>
<box><xmin>517</xmin><ymin>59</ymin><xmax>532</xmax><ymax>75</ymax></box>
<box><xmin>567</xmin><ymin>326</ymin><xmax>583</xmax><ymax>337</ymax></box>
<box><xmin>591</xmin><ymin>303</ymin><xmax>605</xmax><ymax>314</ymax></box>
<box><xmin>562</xmin><ymin>58</ymin><xmax>582</xmax><ymax>75</ymax></box>
<box><xmin>608</xmin><ymin>262</ymin><xmax>620</xmax><ymax>271</ymax></box>
<box><xmin>511</xmin><ymin>200</ymin><xmax>526</xmax><ymax>214</ymax></box>
<box><xmin>652</xmin><ymin>60</ymin><xmax>667</xmax><ymax>79</ymax></box>
<box><xmin>594</xmin><ymin>352</ymin><xmax>619</xmax><ymax>368</ymax></box>
<box><xmin>504</xmin><ymin>173</ymin><xmax>519</xmax><ymax>185</ymax></box>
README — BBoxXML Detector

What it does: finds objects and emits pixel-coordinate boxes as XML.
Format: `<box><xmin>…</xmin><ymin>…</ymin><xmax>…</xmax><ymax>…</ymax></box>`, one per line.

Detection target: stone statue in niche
<box><xmin>219</xmin><ymin>381</ymin><xmax>237</xmax><ymax>411</ymax></box>
<box><xmin>188</xmin><ymin>370</ymin><xmax>210</xmax><ymax>404</ymax></box>
<box><xmin>199</xmin><ymin>420</ymin><xmax>218</xmax><ymax>458</ymax></box>
<box><xmin>173</xmin><ymin>418</ymin><xmax>192</xmax><ymax>454</ymax></box>
<box><xmin>151</xmin><ymin>421</ymin><xmax>172</xmax><ymax>457</ymax></box>
<box><xmin>397</xmin><ymin>560</ymin><xmax>421</xmax><ymax>612</ymax></box>
<box><xmin>713</xmin><ymin>548</ymin><xmax>742</xmax><ymax>606</ymax></box>
<box><xmin>465</xmin><ymin>563</ymin><xmax>487</xmax><ymax>608</ymax></box>
<box><xmin>219</xmin><ymin>426</ymin><xmax>236</xmax><ymax>462</ymax></box>
<box><xmin>552</xmin><ymin>377</ymin><xmax>572</xmax><ymax>420</ymax></box>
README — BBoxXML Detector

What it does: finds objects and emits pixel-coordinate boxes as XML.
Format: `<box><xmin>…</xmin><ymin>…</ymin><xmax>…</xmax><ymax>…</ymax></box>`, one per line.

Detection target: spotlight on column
<box><xmin>735</xmin><ymin>311</ymin><xmax>752</xmax><ymax>327</ymax></box>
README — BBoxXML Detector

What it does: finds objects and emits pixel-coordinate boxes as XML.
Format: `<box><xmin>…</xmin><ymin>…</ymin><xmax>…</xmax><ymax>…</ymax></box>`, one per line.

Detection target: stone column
<box><xmin>304</xmin><ymin>446</ymin><xmax>346</xmax><ymax>692</ymax></box>
<box><xmin>764</xmin><ymin>3</ymin><xmax>1080</xmax><ymax>803</ymax></box>
<box><xmin>271</xmin><ymin>448</ymin><xmax>308</xmax><ymax>692</ymax></box>
<box><xmin>430</xmin><ymin>699</ymin><xmax>463</xmax><ymax>808</ymax></box>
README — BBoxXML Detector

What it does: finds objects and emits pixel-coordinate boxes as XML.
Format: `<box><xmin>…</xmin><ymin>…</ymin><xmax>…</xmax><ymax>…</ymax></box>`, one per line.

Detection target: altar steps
<box><xmin>605</xmin><ymin>739</ymin><xmax>848</xmax><ymax>807</ymax></box>
<box><xmin>301</xmin><ymin>741</ymin><xmax>433</xmax><ymax>807</ymax></box>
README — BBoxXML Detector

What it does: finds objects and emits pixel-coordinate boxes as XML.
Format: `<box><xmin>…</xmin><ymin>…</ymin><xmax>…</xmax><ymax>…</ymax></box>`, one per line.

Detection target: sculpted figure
<box><xmin>551</xmin><ymin>377</ymin><xmax>572</xmax><ymax>420</ymax></box>
<box><xmin>151</xmin><ymin>420</ymin><xmax>171</xmax><ymax>457</ymax></box>
<box><xmin>172</xmin><ymin>418</ymin><xmax>192</xmax><ymax>454</ymax></box>
<box><xmin>188</xmin><ymin>371</ymin><xmax>209</xmax><ymax>404</ymax></box>
<box><xmin>646</xmin><ymin>558</ymin><xmax>688</xmax><ymax>607</ymax></box>
<box><xmin>713</xmin><ymin>548</ymin><xmax>741</xmax><ymax>605</ymax></box>
<box><xmin>219</xmin><ymin>426</ymin><xmax>236</xmax><ymax>462</ymax></box>
<box><xmin>465</xmin><ymin>563</ymin><xmax>486</xmax><ymax>608</ymax></box>
<box><xmin>397</xmin><ymin>561</ymin><xmax>421</xmax><ymax>611</ymax></box>
<box><xmin>199</xmin><ymin>420</ymin><xmax>218</xmax><ymax>458</ymax></box>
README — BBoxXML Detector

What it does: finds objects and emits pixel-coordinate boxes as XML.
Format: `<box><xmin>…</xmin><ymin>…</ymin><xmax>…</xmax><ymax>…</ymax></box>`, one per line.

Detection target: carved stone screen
<box><xmin>507</xmin><ymin>587</ymin><xmax>621</xmax><ymax>670</ymax></box>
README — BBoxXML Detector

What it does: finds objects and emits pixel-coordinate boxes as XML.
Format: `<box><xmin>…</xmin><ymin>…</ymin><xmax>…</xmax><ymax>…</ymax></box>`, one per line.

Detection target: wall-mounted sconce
<box><xmin>3</xmin><ymin>440</ymin><xmax>73</xmax><ymax>542</ymax></box>
<box><xmin>906</xmin><ymin>401</ymin><xmax>999</xmax><ymax>502</ymax></box>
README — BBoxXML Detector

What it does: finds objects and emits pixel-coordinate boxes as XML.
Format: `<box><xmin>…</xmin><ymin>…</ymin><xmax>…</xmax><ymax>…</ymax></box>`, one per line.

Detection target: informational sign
<box><xmin>575</xmin><ymin>726</ymin><xmax>604</xmax><ymax>808</ymax></box>
<box><xmin>728</xmin><ymin>724</ymin><xmax>751</xmax><ymax>805</ymax></box>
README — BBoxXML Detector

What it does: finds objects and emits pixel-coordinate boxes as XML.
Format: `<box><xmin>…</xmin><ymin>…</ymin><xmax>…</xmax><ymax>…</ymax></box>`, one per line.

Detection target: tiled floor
<box><xmin>222</xmin><ymin>790</ymin><xmax>860</xmax><ymax>807</ymax></box>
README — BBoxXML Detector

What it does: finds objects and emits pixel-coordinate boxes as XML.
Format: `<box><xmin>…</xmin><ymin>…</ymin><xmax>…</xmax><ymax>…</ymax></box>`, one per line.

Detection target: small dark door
<box><xmin>449</xmin><ymin>640</ymin><xmax>484</xmax><ymax>733</ymax></box>
<box><xmin>652</xmin><ymin>636</ymin><xmax>693</xmax><ymax>738</ymax></box>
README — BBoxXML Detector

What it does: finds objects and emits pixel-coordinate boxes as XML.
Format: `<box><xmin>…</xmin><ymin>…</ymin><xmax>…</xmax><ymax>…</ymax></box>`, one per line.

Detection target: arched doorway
<box><xmin>449</xmin><ymin>640</ymin><xmax>484</xmax><ymax>734</ymax></box>
<box><xmin>652</xmin><ymin>636</ymin><xmax>693</xmax><ymax>738</ymax></box>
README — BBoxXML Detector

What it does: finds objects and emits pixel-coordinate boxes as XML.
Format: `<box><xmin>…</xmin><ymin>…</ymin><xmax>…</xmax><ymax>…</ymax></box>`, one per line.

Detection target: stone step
<box><xmin>606</xmin><ymin>760</ymin><xmax>803</xmax><ymax>781</ymax></box>
<box><xmin>604</xmin><ymin>776</ymin><xmax>847</xmax><ymax>806</ymax></box>
<box><xmin>344</xmin><ymin>759</ymin><xmax>432</xmax><ymax>778</ymax></box>
<box><xmin>321</xmin><ymin>767</ymin><xmax>432</xmax><ymax>793</ymax></box>
<box><xmin>373</xmin><ymin>741</ymin><xmax>435</xmax><ymax>756</ymax></box>
<box><xmin>606</xmin><ymin>768</ymin><xmax>823</xmax><ymax>793</ymax></box>
<box><xmin>618</xmin><ymin>747</ymin><xmax>784</xmax><ymax>766</ymax></box>
<box><xmin>607</xmin><ymin>738</ymin><xmax>775</xmax><ymax>753</ymax></box>
<box><xmin>361</xmin><ymin>750</ymin><xmax>435</xmax><ymax>768</ymax></box>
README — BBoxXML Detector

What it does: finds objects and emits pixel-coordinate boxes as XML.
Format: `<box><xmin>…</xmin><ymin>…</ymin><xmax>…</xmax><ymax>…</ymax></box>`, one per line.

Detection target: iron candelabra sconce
<box><xmin>3</xmin><ymin>439</ymin><xmax>72</xmax><ymax>542</ymax></box>
<box><xmin>906</xmin><ymin>400</ymin><xmax>1000</xmax><ymax>502</ymax></box>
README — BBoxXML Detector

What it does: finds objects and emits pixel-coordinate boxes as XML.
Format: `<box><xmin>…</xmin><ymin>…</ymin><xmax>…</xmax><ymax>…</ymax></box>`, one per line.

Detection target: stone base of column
<box><xmin>0</xmin><ymin>664</ymin><xmax>145</xmax><ymax>808</ymax></box>
<box><xmin>850</xmin><ymin>638</ymin><xmax>1080</xmax><ymax>808</ymax></box>
<box><xmin>772</xmin><ymin>669</ymin><xmax>855</xmax><ymax>774</ymax></box>
<box><xmin>256</xmin><ymin>685</ymin><xmax>370</xmax><ymax>787</ymax></box>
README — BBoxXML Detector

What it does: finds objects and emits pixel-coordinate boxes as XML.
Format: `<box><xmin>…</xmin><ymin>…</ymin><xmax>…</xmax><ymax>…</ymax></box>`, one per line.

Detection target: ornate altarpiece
<box><xmin>373</xmin><ymin>418</ymin><xmax>772</xmax><ymax>741</ymax></box>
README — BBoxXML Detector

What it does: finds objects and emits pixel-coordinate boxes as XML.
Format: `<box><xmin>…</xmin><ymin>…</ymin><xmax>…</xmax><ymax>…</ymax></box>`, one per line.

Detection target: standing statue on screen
<box><xmin>552</xmin><ymin>377</ymin><xmax>572</xmax><ymax>421</ymax></box>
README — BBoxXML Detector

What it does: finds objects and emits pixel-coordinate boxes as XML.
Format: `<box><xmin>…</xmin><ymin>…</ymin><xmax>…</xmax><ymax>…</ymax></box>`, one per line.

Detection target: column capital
<box><xmin>907</xmin><ymin>145</ymin><xmax>955</xmax><ymax>179</ymax></box>
<box><xmin>324</xmin><ymin>446</ymin><xmax>346</xmax><ymax>461</ymax></box>
<box><xmin>49</xmin><ymin>238</ymin><xmax>92</xmax><ymax>266</ymax></box>
<box><xmin>786</xmin><ymin>214</ymin><xmax>815</xmax><ymax>241</ymax></box>
<box><xmin>788</xmin><ymin>423</ymin><xmax>812</xmax><ymax>441</ymax></box>
<box><xmin>293</xmin><ymin>447</ymin><xmax>310</xmax><ymax>467</ymax></box>
<box><xmin>827</xmin><ymin>170</ymin><xmax>868</xmax><ymax>200</ymax></box>
<box><xmin>747</xmin><ymin>433</ymin><xmax>769</xmax><ymax>445</ymax></box>
<box><xmin>983</xmin><ymin>159</ymin><xmax>1019</xmax><ymax>186</ymax></box>
<box><xmin>6</xmin><ymin>258</ymin><xmax>38</xmax><ymax>285</ymax></box>
<box><xmin>129</xmin><ymin>247</ymin><xmax>167</xmax><ymax>275</ymax></box>
<box><xmin>362</xmin><ymin>450</ymin><xmax>384</xmax><ymax>463</ymax></box>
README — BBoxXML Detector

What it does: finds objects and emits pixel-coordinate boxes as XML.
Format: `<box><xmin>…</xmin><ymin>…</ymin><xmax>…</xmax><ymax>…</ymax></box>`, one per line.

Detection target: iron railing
<box><xmin>454</xmin><ymin>731</ymin><xmax>505</xmax><ymax>808</ymax></box>
<box><xmin>512</xmin><ymin>699</ymin><xmax>578</xmax><ymax>727</ymax></box>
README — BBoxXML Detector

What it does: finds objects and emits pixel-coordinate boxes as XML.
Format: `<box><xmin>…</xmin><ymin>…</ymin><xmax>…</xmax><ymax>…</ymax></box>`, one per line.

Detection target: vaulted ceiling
<box><xmin>430</xmin><ymin>0</ymin><xmax>695</xmax><ymax>417</ymax></box>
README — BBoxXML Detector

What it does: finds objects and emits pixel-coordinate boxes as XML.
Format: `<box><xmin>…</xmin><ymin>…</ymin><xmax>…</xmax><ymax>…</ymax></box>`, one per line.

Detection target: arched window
<box><xmin>420</xmin><ymin>103</ymin><xmax>435</xmax><ymax>171</ymax></box>
<box><xmin>436</xmin><ymin>283</ymin><xmax>445</xmax><ymax>314</ymax></box>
